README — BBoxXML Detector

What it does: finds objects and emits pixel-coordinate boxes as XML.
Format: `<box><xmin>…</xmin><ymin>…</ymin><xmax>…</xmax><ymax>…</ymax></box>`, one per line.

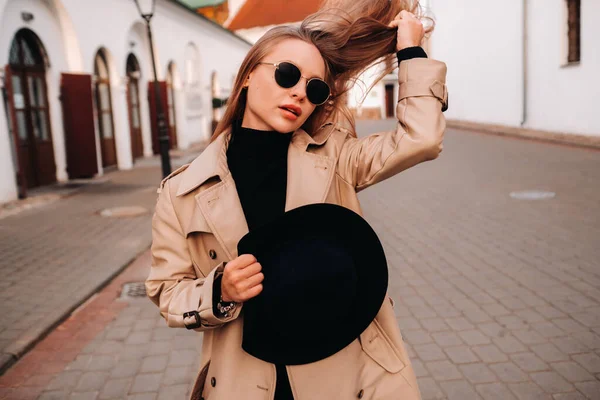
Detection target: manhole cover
<box><xmin>121</xmin><ymin>282</ymin><xmax>147</xmax><ymax>299</ymax></box>
<box><xmin>99</xmin><ymin>206</ymin><xmax>149</xmax><ymax>218</ymax></box>
<box><xmin>510</xmin><ymin>190</ymin><xmax>556</xmax><ymax>200</ymax></box>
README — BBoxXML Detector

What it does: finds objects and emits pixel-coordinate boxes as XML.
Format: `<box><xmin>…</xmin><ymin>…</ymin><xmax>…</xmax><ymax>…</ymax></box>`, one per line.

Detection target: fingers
<box><xmin>239</xmin><ymin>283</ymin><xmax>263</xmax><ymax>302</ymax></box>
<box><xmin>400</xmin><ymin>10</ymin><xmax>416</xmax><ymax>19</ymax></box>
<box><xmin>223</xmin><ymin>271</ymin><xmax>264</xmax><ymax>303</ymax></box>
<box><xmin>228</xmin><ymin>253</ymin><xmax>256</xmax><ymax>269</ymax></box>
<box><xmin>235</xmin><ymin>261</ymin><xmax>262</xmax><ymax>280</ymax></box>
<box><xmin>221</xmin><ymin>253</ymin><xmax>264</xmax><ymax>303</ymax></box>
<box><xmin>389</xmin><ymin>11</ymin><xmax>421</xmax><ymax>28</ymax></box>
<box><xmin>241</xmin><ymin>271</ymin><xmax>265</xmax><ymax>292</ymax></box>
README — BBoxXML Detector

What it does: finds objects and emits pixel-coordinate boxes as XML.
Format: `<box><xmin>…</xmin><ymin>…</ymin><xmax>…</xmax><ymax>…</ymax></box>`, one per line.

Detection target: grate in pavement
<box><xmin>510</xmin><ymin>190</ymin><xmax>556</xmax><ymax>200</ymax></box>
<box><xmin>120</xmin><ymin>282</ymin><xmax>147</xmax><ymax>299</ymax></box>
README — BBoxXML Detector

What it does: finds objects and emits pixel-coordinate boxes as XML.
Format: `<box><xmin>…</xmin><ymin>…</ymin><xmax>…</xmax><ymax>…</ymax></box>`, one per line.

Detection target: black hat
<box><xmin>237</xmin><ymin>203</ymin><xmax>388</xmax><ymax>365</ymax></box>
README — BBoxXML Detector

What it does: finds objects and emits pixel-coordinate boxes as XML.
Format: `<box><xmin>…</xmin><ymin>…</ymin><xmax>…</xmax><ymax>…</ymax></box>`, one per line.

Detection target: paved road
<box><xmin>1</xmin><ymin>121</ymin><xmax>599</xmax><ymax>399</ymax></box>
<box><xmin>0</xmin><ymin>150</ymin><xmax>202</xmax><ymax>375</ymax></box>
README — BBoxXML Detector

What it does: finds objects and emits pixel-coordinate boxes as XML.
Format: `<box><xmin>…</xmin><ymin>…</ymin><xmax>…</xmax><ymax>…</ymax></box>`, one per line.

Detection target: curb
<box><xmin>447</xmin><ymin>120</ymin><xmax>600</xmax><ymax>151</ymax></box>
<box><xmin>0</xmin><ymin>242</ymin><xmax>152</xmax><ymax>376</ymax></box>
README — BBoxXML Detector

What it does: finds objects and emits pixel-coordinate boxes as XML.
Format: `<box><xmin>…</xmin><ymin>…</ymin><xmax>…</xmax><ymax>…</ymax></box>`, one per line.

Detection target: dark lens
<box><xmin>275</xmin><ymin>62</ymin><xmax>301</xmax><ymax>88</ymax></box>
<box><xmin>306</xmin><ymin>79</ymin><xmax>331</xmax><ymax>105</ymax></box>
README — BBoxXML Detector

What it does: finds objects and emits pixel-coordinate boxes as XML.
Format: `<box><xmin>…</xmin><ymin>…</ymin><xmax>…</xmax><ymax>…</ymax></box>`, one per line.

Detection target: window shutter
<box><xmin>567</xmin><ymin>0</ymin><xmax>581</xmax><ymax>63</ymax></box>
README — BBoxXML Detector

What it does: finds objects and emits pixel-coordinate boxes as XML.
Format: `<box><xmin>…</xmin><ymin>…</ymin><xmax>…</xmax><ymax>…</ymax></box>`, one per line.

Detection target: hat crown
<box><xmin>260</xmin><ymin>235</ymin><xmax>358</xmax><ymax>327</ymax></box>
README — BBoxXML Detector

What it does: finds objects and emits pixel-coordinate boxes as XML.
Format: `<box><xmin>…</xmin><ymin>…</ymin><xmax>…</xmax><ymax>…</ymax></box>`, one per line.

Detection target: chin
<box><xmin>270</xmin><ymin>119</ymin><xmax>302</xmax><ymax>133</ymax></box>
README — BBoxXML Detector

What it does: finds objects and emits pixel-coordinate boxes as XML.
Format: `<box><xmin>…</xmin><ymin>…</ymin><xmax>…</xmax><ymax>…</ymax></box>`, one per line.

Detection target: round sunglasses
<box><xmin>257</xmin><ymin>61</ymin><xmax>331</xmax><ymax>106</ymax></box>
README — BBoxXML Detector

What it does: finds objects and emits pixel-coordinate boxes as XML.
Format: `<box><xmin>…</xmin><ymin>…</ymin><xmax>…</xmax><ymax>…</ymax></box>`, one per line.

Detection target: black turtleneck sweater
<box><xmin>226</xmin><ymin>122</ymin><xmax>295</xmax><ymax>400</ymax></box>
<box><xmin>213</xmin><ymin>46</ymin><xmax>428</xmax><ymax>400</ymax></box>
<box><xmin>226</xmin><ymin>123</ymin><xmax>293</xmax><ymax>231</ymax></box>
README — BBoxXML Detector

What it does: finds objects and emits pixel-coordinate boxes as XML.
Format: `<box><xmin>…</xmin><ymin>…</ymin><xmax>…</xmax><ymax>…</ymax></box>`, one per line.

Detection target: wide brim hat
<box><xmin>237</xmin><ymin>203</ymin><xmax>388</xmax><ymax>365</ymax></box>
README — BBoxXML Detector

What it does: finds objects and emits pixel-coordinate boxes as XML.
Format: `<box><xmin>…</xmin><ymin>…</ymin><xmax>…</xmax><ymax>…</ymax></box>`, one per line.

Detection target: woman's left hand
<box><xmin>389</xmin><ymin>10</ymin><xmax>425</xmax><ymax>52</ymax></box>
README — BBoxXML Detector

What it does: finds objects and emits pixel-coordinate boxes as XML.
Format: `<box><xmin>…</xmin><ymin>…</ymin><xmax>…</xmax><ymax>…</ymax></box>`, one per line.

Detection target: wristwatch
<box><xmin>216</xmin><ymin>295</ymin><xmax>237</xmax><ymax>318</ymax></box>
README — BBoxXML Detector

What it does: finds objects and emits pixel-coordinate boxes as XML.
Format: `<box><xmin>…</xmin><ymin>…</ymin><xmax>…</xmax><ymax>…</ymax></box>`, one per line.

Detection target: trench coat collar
<box><xmin>175</xmin><ymin>123</ymin><xmax>336</xmax><ymax>198</ymax></box>
<box><xmin>174</xmin><ymin>124</ymin><xmax>337</xmax><ymax>260</ymax></box>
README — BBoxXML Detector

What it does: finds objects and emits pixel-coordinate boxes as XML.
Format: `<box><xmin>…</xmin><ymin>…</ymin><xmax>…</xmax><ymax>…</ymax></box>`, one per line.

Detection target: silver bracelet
<box><xmin>217</xmin><ymin>295</ymin><xmax>236</xmax><ymax>318</ymax></box>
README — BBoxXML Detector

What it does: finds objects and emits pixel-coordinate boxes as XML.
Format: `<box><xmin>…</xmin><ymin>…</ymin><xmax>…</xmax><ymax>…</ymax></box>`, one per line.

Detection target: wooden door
<box><xmin>4</xmin><ymin>65</ymin><xmax>56</xmax><ymax>190</ymax></box>
<box><xmin>3</xmin><ymin>65</ymin><xmax>27</xmax><ymax>197</ymax></box>
<box><xmin>385</xmin><ymin>84</ymin><xmax>395</xmax><ymax>118</ymax></box>
<box><xmin>60</xmin><ymin>73</ymin><xmax>98</xmax><ymax>178</ymax></box>
<box><xmin>127</xmin><ymin>78</ymin><xmax>143</xmax><ymax>160</ymax></box>
<box><xmin>95</xmin><ymin>77</ymin><xmax>117</xmax><ymax>167</ymax></box>
<box><xmin>147</xmin><ymin>81</ymin><xmax>172</xmax><ymax>154</ymax></box>
<box><xmin>27</xmin><ymin>72</ymin><xmax>56</xmax><ymax>186</ymax></box>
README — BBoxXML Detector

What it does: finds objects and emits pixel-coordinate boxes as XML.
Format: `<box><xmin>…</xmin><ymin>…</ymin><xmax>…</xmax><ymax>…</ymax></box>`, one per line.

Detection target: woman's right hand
<box><xmin>221</xmin><ymin>254</ymin><xmax>264</xmax><ymax>303</ymax></box>
<box><xmin>389</xmin><ymin>10</ymin><xmax>425</xmax><ymax>52</ymax></box>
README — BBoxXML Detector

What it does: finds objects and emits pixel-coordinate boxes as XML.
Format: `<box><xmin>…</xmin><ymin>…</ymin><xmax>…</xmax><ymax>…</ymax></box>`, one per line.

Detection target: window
<box><xmin>184</xmin><ymin>43</ymin><xmax>200</xmax><ymax>86</ymax></box>
<box><xmin>566</xmin><ymin>0</ymin><xmax>581</xmax><ymax>64</ymax></box>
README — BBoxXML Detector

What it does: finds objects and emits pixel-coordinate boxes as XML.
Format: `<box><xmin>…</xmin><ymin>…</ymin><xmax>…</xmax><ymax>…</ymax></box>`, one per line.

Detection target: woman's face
<box><xmin>242</xmin><ymin>39</ymin><xmax>326</xmax><ymax>133</ymax></box>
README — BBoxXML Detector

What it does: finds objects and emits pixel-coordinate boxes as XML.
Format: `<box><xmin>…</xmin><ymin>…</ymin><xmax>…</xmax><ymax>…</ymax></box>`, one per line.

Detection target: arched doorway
<box><xmin>94</xmin><ymin>50</ymin><xmax>117</xmax><ymax>168</ymax></box>
<box><xmin>5</xmin><ymin>28</ymin><xmax>57</xmax><ymax>190</ymax></box>
<box><xmin>166</xmin><ymin>62</ymin><xmax>178</xmax><ymax>149</ymax></box>
<box><xmin>211</xmin><ymin>71</ymin><xmax>219</xmax><ymax>133</ymax></box>
<box><xmin>126</xmin><ymin>54</ymin><xmax>143</xmax><ymax>160</ymax></box>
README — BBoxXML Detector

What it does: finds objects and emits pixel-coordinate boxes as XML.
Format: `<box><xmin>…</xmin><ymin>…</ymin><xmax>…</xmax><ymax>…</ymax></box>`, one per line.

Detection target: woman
<box><xmin>146</xmin><ymin>0</ymin><xmax>447</xmax><ymax>399</ymax></box>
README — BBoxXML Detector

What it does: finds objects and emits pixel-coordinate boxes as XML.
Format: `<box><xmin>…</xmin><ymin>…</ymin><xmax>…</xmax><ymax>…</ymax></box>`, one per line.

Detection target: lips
<box><xmin>279</xmin><ymin>104</ymin><xmax>302</xmax><ymax>117</ymax></box>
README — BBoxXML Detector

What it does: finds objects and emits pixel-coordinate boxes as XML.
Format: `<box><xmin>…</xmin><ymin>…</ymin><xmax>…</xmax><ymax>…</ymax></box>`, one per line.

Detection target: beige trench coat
<box><xmin>146</xmin><ymin>58</ymin><xmax>448</xmax><ymax>400</ymax></box>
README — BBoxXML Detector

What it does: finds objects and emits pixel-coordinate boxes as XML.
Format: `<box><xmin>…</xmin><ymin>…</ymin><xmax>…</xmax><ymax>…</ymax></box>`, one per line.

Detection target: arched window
<box><xmin>184</xmin><ymin>43</ymin><xmax>203</xmax><ymax>117</ymax></box>
<box><xmin>126</xmin><ymin>53</ymin><xmax>143</xmax><ymax>160</ymax></box>
<box><xmin>184</xmin><ymin>43</ymin><xmax>200</xmax><ymax>87</ymax></box>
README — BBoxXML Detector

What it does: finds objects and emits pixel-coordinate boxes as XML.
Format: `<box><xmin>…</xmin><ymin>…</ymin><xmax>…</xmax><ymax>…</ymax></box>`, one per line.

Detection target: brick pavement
<box><xmin>0</xmin><ymin>250</ymin><xmax>201</xmax><ymax>400</ymax></box>
<box><xmin>1</xmin><ymin>122</ymin><xmax>599</xmax><ymax>399</ymax></box>
<box><xmin>358</xmin><ymin>121</ymin><xmax>600</xmax><ymax>399</ymax></box>
<box><xmin>0</xmin><ymin>150</ymin><xmax>202</xmax><ymax>375</ymax></box>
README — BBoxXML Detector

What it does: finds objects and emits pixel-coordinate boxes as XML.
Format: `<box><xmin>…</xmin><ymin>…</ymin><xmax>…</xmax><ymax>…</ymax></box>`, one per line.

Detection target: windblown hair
<box><xmin>212</xmin><ymin>0</ymin><xmax>433</xmax><ymax>141</ymax></box>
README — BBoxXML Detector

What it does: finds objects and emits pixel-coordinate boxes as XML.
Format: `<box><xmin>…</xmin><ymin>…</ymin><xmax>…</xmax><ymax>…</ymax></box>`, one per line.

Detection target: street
<box><xmin>1</xmin><ymin>120</ymin><xmax>599</xmax><ymax>399</ymax></box>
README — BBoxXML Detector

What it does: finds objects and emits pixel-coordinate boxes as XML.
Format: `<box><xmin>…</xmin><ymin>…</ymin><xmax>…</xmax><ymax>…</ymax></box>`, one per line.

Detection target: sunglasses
<box><xmin>257</xmin><ymin>61</ymin><xmax>331</xmax><ymax>106</ymax></box>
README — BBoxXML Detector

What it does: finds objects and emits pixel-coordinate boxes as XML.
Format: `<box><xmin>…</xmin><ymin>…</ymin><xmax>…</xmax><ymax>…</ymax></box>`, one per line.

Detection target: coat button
<box><xmin>357</xmin><ymin>389</ymin><xmax>364</xmax><ymax>399</ymax></box>
<box><xmin>211</xmin><ymin>377</ymin><xmax>216</xmax><ymax>387</ymax></box>
<box><xmin>209</xmin><ymin>250</ymin><xmax>217</xmax><ymax>260</ymax></box>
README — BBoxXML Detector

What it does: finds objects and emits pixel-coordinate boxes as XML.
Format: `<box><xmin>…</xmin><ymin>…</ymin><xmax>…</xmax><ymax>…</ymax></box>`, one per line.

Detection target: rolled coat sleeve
<box><xmin>145</xmin><ymin>179</ymin><xmax>241</xmax><ymax>331</ymax></box>
<box><xmin>337</xmin><ymin>58</ymin><xmax>448</xmax><ymax>192</ymax></box>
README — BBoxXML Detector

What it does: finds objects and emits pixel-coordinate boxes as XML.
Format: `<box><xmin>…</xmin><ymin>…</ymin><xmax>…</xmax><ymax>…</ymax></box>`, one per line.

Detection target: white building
<box><xmin>0</xmin><ymin>0</ymin><xmax>251</xmax><ymax>203</ymax></box>
<box><xmin>230</xmin><ymin>0</ymin><xmax>599</xmax><ymax>142</ymax></box>
<box><xmin>429</xmin><ymin>0</ymin><xmax>599</xmax><ymax>138</ymax></box>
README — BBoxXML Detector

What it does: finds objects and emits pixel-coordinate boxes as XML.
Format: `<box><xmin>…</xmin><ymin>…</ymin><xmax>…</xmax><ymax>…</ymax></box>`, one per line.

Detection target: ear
<box><xmin>243</xmin><ymin>73</ymin><xmax>252</xmax><ymax>88</ymax></box>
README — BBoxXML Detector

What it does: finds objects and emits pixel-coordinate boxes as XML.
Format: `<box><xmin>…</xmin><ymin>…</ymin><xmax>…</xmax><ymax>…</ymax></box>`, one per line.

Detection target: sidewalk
<box><xmin>0</xmin><ymin>147</ymin><xmax>204</xmax><ymax>375</ymax></box>
<box><xmin>0</xmin><ymin>250</ymin><xmax>202</xmax><ymax>400</ymax></box>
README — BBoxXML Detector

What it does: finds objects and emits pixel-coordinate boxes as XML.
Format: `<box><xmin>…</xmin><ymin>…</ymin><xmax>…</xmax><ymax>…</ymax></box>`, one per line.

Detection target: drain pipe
<box><xmin>521</xmin><ymin>0</ymin><xmax>528</xmax><ymax>126</ymax></box>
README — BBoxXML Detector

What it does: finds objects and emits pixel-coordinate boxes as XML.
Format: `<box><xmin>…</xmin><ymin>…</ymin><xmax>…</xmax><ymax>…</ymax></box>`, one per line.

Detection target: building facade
<box><xmin>229</xmin><ymin>0</ymin><xmax>598</xmax><ymax>141</ymax></box>
<box><xmin>429</xmin><ymin>0</ymin><xmax>599</xmax><ymax>137</ymax></box>
<box><xmin>0</xmin><ymin>0</ymin><xmax>251</xmax><ymax>203</ymax></box>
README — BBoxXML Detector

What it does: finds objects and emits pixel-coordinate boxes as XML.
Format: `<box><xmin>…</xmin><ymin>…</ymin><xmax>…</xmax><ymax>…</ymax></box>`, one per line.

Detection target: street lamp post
<box><xmin>133</xmin><ymin>0</ymin><xmax>171</xmax><ymax>178</ymax></box>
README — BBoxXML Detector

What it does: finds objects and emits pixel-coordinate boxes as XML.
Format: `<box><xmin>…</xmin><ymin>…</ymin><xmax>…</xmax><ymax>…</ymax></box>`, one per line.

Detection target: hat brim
<box><xmin>237</xmin><ymin>203</ymin><xmax>388</xmax><ymax>365</ymax></box>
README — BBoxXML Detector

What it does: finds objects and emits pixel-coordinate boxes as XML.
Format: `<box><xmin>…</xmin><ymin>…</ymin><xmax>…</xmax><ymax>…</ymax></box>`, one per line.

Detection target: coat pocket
<box><xmin>359</xmin><ymin>321</ymin><xmax>405</xmax><ymax>374</ymax></box>
<box><xmin>190</xmin><ymin>361</ymin><xmax>210</xmax><ymax>400</ymax></box>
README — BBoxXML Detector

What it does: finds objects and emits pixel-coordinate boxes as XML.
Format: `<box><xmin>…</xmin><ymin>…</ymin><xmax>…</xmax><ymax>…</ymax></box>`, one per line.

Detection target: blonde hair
<box><xmin>212</xmin><ymin>0</ymin><xmax>432</xmax><ymax>141</ymax></box>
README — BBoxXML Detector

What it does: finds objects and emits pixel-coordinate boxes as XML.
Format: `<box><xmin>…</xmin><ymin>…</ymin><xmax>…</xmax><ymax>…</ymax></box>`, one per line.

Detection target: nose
<box><xmin>289</xmin><ymin>79</ymin><xmax>307</xmax><ymax>102</ymax></box>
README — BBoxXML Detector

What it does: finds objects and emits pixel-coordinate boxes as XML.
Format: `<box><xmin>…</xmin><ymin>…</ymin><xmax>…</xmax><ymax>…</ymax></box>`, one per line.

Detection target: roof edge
<box><xmin>168</xmin><ymin>0</ymin><xmax>253</xmax><ymax>47</ymax></box>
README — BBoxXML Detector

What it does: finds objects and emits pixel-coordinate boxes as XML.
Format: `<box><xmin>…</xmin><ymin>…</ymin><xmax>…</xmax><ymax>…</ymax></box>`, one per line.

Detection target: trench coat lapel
<box><xmin>176</xmin><ymin>125</ymin><xmax>337</xmax><ymax>259</ymax></box>
<box><xmin>285</xmin><ymin>127</ymin><xmax>336</xmax><ymax>211</ymax></box>
<box><xmin>176</xmin><ymin>131</ymin><xmax>249</xmax><ymax>260</ymax></box>
<box><xmin>196</xmin><ymin>174</ymin><xmax>248</xmax><ymax>260</ymax></box>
